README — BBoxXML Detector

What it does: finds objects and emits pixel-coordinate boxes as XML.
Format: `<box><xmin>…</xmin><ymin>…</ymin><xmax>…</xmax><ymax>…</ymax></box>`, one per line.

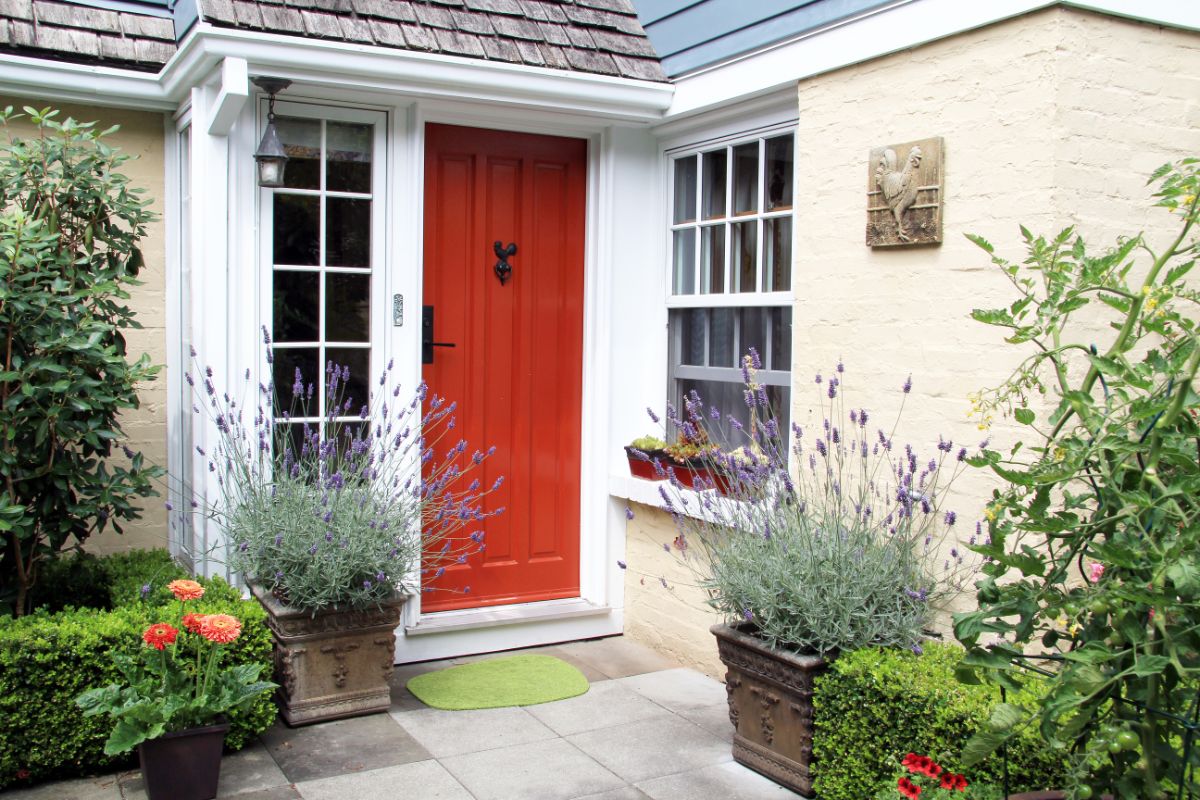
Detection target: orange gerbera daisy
<box><xmin>199</xmin><ymin>614</ymin><xmax>242</xmax><ymax>644</ymax></box>
<box><xmin>167</xmin><ymin>579</ymin><xmax>205</xmax><ymax>601</ymax></box>
<box><xmin>182</xmin><ymin>612</ymin><xmax>207</xmax><ymax>634</ymax></box>
<box><xmin>142</xmin><ymin>622</ymin><xmax>179</xmax><ymax>651</ymax></box>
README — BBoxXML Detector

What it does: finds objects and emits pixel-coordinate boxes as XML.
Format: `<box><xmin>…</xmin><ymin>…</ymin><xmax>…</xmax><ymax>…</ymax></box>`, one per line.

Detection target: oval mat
<box><xmin>406</xmin><ymin>653</ymin><xmax>590</xmax><ymax>710</ymax></box>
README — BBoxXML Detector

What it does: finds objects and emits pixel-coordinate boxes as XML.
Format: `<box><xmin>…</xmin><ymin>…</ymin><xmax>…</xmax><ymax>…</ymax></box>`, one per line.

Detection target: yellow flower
<box><xmin>984</xmin><ymin>505</ymin><xmax>999</xmax><ymax>522</ymax></box>
<box><xmin>1054</xmin><ymin>446</ymin><xmax>1066</xmax><ymax>462</ymax></box>
<box><xmin>1141</xmin><ymin>286</ymin><xmax>1152</xmax><ymax>296</ymax></box>
<box><xmin>1146</xmin><ymin>297</ymin><xmax>1159</xmax><ymax>311</ymax></box>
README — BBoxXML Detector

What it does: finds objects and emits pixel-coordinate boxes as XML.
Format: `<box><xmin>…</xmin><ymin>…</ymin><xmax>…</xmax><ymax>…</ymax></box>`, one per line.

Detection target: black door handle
<box><xmin>422</xmin><ymin>305</ymin><xmax>456</xmax><ymax>365</ymax></box>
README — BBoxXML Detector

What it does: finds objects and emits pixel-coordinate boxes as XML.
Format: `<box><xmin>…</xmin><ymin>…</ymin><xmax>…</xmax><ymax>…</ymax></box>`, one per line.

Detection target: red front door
<box><xmin>421</xmin><ymin>123</ymin><xmax>587</xmax><ymax>612</ymax></box>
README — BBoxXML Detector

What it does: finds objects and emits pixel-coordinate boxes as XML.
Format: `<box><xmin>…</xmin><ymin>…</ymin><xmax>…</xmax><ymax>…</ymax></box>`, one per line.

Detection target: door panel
<box><xmin>422</xmin><ymin>123</ymin><xmax>587</xmax><ymax>612</ymax></box>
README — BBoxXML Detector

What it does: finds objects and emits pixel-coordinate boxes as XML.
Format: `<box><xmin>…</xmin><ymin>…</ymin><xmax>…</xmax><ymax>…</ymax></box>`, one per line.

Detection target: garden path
<box><xmin>10</xmin><ymin>636</ymin><xmax>797</xmax><ymax>799</ymax></box>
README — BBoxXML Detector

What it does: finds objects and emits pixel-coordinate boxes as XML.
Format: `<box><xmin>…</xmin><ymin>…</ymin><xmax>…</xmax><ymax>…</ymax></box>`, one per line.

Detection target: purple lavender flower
<box><xmin>828</xmin><ymin>380</ymin><xmax>837</xmax><ymax>399</ymax></box>
<box><xmin>625</xmin><ymin>507</ymin><xmax>635</xmax><ymax>521</ymax></box>
<box><xmin>815</xmin><ymin>373</ymin><xmax>822</xmax><ymax>384</ymax></box>
<box><xmin>957</xmin><ymin>447</ymin><xmax>968</xmax><ymax>462</ymax></box>
<box><xmin>945</xmin><ymin>511</ymin><xmax>957</xmax><ymax>526</ymax></box>
<box><xmin>742</xmin><ymin>608</ymin><xmax>753</xmax><ymax>621</ymax></box>
<box><xmin>617</xmin><ymin>560</ymin><xmax>627</xmax><ymax>570</ymax></box>
<box><xmin>274</xmin><ymin>534</ymin><xmax>283</xmax><ymax>546</ymax></box>
<box><xmin>911</xmin><ymin>643</ymin><xmax>923</xmax><ymax>655</ymax></box>
<box><xmin>140</xmin><ymin>583</ymin><xmax>152</xmax><ymax>598</ymax></box>
<box><xmin>308</xmin><ymin>544</ymin><xmax>318</xmax><ymax>555</ymax></box>
<box><xmin>646</xmin><ymin>407</ymin><xmax>660</xmax><ymax>423</ymax></box>
<box><xmin>903</xmin><ymin>375</ymin><xmax>912</xmax><ymax>393</ymax></box>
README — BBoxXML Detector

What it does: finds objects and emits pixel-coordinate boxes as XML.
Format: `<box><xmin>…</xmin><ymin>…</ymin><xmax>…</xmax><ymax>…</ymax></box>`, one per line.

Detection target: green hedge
<box><xmin>0</xmin><ymin>551</ymin><xmax>275</xmax><ymax>789</ymax></box>
<box><xmin>813</xmin><ymin>643</ymin><xmax>1065</xmax><ymax>800</ymax></box>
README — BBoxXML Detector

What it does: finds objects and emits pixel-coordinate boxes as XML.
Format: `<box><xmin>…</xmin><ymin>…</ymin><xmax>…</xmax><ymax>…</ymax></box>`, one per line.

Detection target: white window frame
<box><xmin>664</xmin><ymin>123</ymin><xmax>796</xmax><ymax>421</ymax></box>
<box><xmin>257</xmin><ymin>100</ymin><xmax>389</xmax><ymax>437</ymax></box>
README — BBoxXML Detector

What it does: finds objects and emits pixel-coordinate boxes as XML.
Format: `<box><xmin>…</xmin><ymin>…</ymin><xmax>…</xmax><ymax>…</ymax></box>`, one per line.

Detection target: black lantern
<box><xmin>252</xmin><ymin>77</ymin><xmax>292</xmax><ymax>188</ymax></box>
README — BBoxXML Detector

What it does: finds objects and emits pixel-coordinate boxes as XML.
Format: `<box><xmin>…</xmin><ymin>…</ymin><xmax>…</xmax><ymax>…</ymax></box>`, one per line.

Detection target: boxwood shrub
<box><xmin>0</xmin><ymin>551</ymin><xmax>275</xmax><ymax>789</ymax></box>
<box><xmin>813</xmin><ymin>642</ymin><xmax>1064</xmax><ymax>800</ymax></box>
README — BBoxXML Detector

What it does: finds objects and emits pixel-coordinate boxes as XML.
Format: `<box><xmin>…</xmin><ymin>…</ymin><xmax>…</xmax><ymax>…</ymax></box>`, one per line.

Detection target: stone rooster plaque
<box><xmin>866</xmin><ymin>137</ymin><xmax>943</xmax><ymax>247</ymax></box>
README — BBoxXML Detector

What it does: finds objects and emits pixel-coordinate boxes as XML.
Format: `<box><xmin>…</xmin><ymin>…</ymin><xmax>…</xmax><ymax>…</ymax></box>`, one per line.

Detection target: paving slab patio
<box><xmin>7</xmin><ymin>635</ymin><xmax>799</xmax><ymax>799</ymax></box>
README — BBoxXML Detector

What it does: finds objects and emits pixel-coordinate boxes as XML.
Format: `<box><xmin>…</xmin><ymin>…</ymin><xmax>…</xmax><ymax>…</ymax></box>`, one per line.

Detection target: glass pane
<box><xmin>679</xmin><ymin>309</ymin><xmax>705</xmax><ymax>366</ymax></box>
<box><xmin>699</xmin><ymin>226</ymin><xmax>725</xmax><ymax>295</ymax></box>
<box><xmin>672</xmin><ymin>156</ymin><xmax>697</xmax><ymax>224</ymax></box>
<box><xmin>740</xmin><ymin>308</ymin><xmax>766</xmax><ymax>364</ymax></box>
<box><xmin>273</xmin><ymin>271</ymin><xmax>319</xmax><ymax>343</ymax></box>
<box><xmin>770</xmin><ymin>307</ymin><xmax>792</xmax><ymax>372</ymax></box>
<box><xmin>275</xmin><ymin>117</ymin><xmax>321</xmax><ymax>191</ymax></box>
<box><xmin>701</xmin><ymin>150</ymin><xmax>727</xmax><ymax>220</ymax></box>
<box><xmin>763</xmin><ymin>217</ymin><xmax>792</xmax><ymax>292</ymax></box>
<box><xmin>677</xmin><ymin>380</ymin><xmax>789</xmax><ymax>452</ymax></box>
<box><xmin>326</xmin><ymin>198</ymin><xmax>371</xmax><ymax>267</ymax></box>
<box><xmin>273</xmin><ymin>422</ymin><xmax>307</xmax><ymax>463</ymax></box>
<box><xmin>272</xmin><ymin>347</ymin><xmax>319</xmax><ymax>415</ymax></box>
<box><xmin>325</xmin><ymin>273</ymin><xmax>370</xmax><ymax>342</ymax></box>
<box><xmin>672</xmin><ymin>228</ymin><xmax>696</xmax><ymax>294</ymax></box>
<box><xmin>766</xmin><ymin>135</ymin><xmax>793</xmax><ymax>211</ymax></box>
<box><xmin>273</xmin><ymin>194</ymin><xmax>320</xmax><ymax>266</ymax></box>
<box><xmin>327</xmin><ymin>122</ymin><xmax>372</xmax><ymax>193</ymax></box>
<box><xmin>711</xmin><ymin>308</ymin><xmax>734</xmax><ymax>367</ymax></box>
<box><xmin>733</xmin><ymin>142</ymin><xmax>759</xmax><ymax>216</ymax></box>
<box><xmin>326</xmin><ymin>347</ymin><xmax>371</xmax><ymax>414</ymax></box>
<box><xmin>731</xmin><ymin>220</ymin><xmax>757</xmax><ymax>293</ymax></box>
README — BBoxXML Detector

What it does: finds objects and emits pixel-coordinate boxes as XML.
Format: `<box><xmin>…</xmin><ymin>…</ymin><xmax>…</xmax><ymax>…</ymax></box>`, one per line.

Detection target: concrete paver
<box><xmin>14</xmin><ymin>636</ymin><xmax>801</xmax><ymax>799</ymax></box>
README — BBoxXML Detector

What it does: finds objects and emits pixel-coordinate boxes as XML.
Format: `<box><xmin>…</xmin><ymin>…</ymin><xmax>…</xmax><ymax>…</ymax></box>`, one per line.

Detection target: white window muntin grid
<box><xmin>264</xmin><ymin>103</ymin><xmax>386</xmax><ymax>430</ymax></box>
<box><xmin>667</xmin><ymin>129</ymin><xmax>794</xmax><ymax>306</ymax></box>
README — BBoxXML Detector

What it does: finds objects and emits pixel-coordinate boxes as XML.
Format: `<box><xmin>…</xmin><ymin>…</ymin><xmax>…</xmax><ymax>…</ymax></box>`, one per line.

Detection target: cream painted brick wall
<box><xmin>0</xmin><ymin>99</ymin><xmax>169</xmax><ymax>554</ymax></box>
<box><xmin>623</xmin><ymin>8</ymin><xmax>1200</xmax><ymax>674</ymax></box>
<box><xmin>624</xmin><ymin>501</ymin><xmax>725</xmax><ymax>679</ymax></box>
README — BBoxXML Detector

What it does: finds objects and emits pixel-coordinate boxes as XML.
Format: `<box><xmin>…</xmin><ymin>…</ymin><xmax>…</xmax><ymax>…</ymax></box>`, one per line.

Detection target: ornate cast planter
<box><xmin>712</xmin><ymin>623</ymin><xmax>828</xmax><ymax>797</ymax></box>
<box><xmin>250</xmin><ymin>583</ymin><xmax>406</xmax><ymax>726</ymax></box>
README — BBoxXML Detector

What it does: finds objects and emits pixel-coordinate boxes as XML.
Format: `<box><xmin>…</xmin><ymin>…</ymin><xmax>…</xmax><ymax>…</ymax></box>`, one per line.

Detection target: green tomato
<box><xmin>1043</xmin><ymin>630</ymin><xmax>1060</xmax><ymax>647</ymax></box>
<box><xmin>1107</xmin><ymin>739</ymin><xmax>1123</xmax><ymax>754</ymax></box>
<box><xmin>1089</xmin><ymin>599</ymin><xmax>1109</xmax><ymax>615</ymax></box>
<box><xmin>1077</xmin><ymin>786</ymin><xmax>1094</xmax><ymax>799</ymax></box>
<box><xmin>1117</xmin><ymin>731</ymin><xmax>1139</xmax><ymax>750</ymax></box>
<box><xmin>1064</xmin><ymin>602</ymin><xmax>1081</xmax><ymax>616</ymax></box>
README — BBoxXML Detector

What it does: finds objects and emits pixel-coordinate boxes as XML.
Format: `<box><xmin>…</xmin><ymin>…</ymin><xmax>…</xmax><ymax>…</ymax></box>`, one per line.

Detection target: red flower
<box><xmin>15</xmin><ymin>769</ymin><xmax>30</xmax><ymax>780</ymax></box>
<box><xmin>898</xmin><ymin>776</ymin><xmax>922</xmax><ymax>799</ymax></box>
<box><xmin>939</xmin><ymin>772</ymin><xmax>969</xmax><ymax>792</ymax></box>
<box><xmin>142</xmin><ymin>622</ymin><xmax>178</xmax><ymax>651</ymax></box>
<box><xmin>182</xmin><ymin>612</ymin><xmax>207</xmax><ymax>634</ymax></box>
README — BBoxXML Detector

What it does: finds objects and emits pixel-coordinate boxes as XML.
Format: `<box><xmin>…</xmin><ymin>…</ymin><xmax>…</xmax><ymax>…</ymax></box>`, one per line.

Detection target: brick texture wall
<box><xmin>622</xmin><ymin>7</ymin><xmax>1200</xmax><ymax>675</ymax></box>
<box><xmin>0</xmin><ymin>99</ymin><xmax>168</xmax><ymax>554</ymax></box>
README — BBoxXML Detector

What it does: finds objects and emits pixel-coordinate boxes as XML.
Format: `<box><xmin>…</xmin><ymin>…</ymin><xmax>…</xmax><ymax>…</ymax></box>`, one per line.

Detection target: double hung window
<box><xmin>667</xmin><ymin>129</ymin><xmax>795</xmax><ymax>444</ymax></box>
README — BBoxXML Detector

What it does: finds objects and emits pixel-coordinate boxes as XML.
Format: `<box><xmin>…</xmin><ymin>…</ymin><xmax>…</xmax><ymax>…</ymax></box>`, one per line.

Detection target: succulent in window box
<box><xmin>624</xmin><ymin>435</ymin><xmax>667</xmax><ymax>481</ymax></box>
<box><xmin>663</xmin><ymin>427</ymin><xmax>722</xmax><ymax>490</ymax></box>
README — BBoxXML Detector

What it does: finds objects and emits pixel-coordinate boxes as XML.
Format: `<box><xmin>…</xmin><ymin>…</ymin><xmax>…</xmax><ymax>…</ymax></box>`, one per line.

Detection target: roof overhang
<box><xmin>0</xmin><ymin>22</ymin><xmax>675</xmax><ymax>123</ymax></box>
<box><xmin>659</xmin><ymin>0</ymin><xmax>1200</xmax><ymax>127</ymax></box>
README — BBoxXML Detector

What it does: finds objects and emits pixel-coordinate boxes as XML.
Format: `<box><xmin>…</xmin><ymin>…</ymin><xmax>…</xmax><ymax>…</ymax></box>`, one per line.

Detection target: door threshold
<box><xmin>406</xmin><ymin>598</ymin><xmax>610</xmax><ymax>636</ymax></box>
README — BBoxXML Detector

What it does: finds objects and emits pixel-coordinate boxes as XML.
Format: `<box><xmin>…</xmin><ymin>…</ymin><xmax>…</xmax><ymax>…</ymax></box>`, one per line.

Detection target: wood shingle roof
<box><xmin>196</xmin><ymin>0</ymin><xmax>666</xmax><ymax>81</ymax></box>
<box><xmin>0</xmin><ymin>0</ymin><xmax>176</xmax><ymax>70</ymax></box>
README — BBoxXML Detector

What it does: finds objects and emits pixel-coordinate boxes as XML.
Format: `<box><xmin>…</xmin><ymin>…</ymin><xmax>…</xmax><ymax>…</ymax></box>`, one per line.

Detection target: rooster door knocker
<box><xmin>875</xmin><ymin>145</ymin><xmax>922</xmax><ymax>243</ymax></box>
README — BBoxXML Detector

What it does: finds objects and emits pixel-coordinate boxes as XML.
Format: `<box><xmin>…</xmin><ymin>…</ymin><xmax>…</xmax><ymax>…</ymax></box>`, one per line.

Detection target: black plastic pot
<box><xmin>137</xmin><ymin>719</ymin><xmax>229</xmax><ymax>800</ymax></box>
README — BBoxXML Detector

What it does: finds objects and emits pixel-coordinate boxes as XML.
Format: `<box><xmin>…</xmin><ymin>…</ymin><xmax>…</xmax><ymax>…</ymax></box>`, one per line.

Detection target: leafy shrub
<box><xmin>27</xmin><ymin>548</ymin><xmax>191</xmax><ymax>613</ymax></box>
<box><xmin>0</xmin><ymin>107</ymin><xmax>162</xmax><ymax>615</ymax></box>
<box><xmin>813</xmin><ymin>643</ymin><xmax>1064</xmax><ymax>800</ymax></box>
<box><xmin>0</xmin><ymin>555</ymin><xmax>274</xmax><ymax>789</ymax></box>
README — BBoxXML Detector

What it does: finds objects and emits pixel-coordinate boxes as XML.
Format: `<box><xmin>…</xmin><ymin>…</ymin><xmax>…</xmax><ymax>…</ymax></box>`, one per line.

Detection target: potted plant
<box><xmin>625</xmin><ymin>435</ymin><xmax>667</xmax><ymax>480</ymax></box>
<box><xmin>954</xmin><ymin>159</ymin><xmax>1200</xmax><ymax>800</ymax></box>
<box><xmin>663</xmin><ymin>425</ymin><xmax>722</xmax><ymax>490</ymax></box>
<box><xmin>638</xmin><ymin>354</ymin><xmax>974</xmax><ymax>796</ymax></box>
<box><xmin>186</xmin><ymin>340</ymin><xmax>502</xmax><ymax>725</ymax></box>
<box><xmin>75</xmin><ymin>579</ymin><xmax>275</xmax><ymax>800</ymax></box>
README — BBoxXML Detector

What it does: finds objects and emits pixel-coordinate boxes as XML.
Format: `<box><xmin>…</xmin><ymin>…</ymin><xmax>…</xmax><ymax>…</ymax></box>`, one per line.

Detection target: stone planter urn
<box><xmin>249</xmin><ymin>583</ymin><xmax>406</xmax><ymax>726</ymax></box>
<box><xmin>711</xmin><ymin>623</ymin><xmax>828</xmax><ymax>797</ymax></box>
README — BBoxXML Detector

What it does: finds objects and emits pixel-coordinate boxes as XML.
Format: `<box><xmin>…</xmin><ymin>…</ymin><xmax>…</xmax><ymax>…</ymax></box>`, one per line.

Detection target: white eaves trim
<box><xmin>664</xmin><ymin>0</ymin><xmax>1200</xmax><ymax>122</ymax></box>
<box><xmin>0</xmin><ymin>22</ymin><xmax>674</xmax><ymax>122</ymax></box>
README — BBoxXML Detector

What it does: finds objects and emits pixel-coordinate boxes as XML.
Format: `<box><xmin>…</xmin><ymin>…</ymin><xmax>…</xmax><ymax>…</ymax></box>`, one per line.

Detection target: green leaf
<box><xmin>961</xmin><ymin>703</ymin><xmax>1026</xmax><ymax>766</ymax></box>
<box><xmin>1014</xmin><ymin>407</ymin><xmax>1035</xmax><ymax>425</ymax></box>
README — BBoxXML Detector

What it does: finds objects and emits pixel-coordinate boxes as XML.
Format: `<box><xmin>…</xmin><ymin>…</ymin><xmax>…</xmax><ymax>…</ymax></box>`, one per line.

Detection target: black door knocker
<box><xmin>493</xmin><ymin>241</ymin><xmax>517</xmax><ymax>286</ymax></box>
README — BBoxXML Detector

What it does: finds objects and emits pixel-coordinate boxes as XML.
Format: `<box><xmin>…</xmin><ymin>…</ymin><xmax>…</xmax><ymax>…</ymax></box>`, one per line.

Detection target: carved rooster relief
<box><xmin>874</xmin><ymin>145</ymin><xmax>923</xmax><ymax>242</ymax></box>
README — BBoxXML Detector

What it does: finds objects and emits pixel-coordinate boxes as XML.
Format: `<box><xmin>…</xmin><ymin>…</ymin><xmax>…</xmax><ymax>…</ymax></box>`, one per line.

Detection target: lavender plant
<box><xmin>640</xmin><ymin>354</ymin><xmax>977</xmax><ymax>657</ymax></box>
<box><xmin>183</xmin><ymin>330</ymin><xmax>501</xmax><ymax>613</ymax></box>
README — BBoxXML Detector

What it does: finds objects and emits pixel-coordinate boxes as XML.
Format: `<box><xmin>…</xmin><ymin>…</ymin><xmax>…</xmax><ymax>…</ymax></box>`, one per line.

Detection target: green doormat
<box><xmin>407</xmin><ymin>654</ymin><xmax>590</xmax><ymax>710</ymax></box>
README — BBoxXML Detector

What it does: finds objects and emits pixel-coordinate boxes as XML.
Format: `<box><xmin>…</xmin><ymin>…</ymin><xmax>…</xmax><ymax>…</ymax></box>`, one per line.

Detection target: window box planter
<box><xmin>624</xmin><ymin>446</ymin><xmax>666</xmax><ymax>481</ymax></box>
<box><xmin>712</xmin><ymin>622</ymin><xmax>827</xmax><ymax>797</ymax></box>
<box><xmin>668</xmin><ymin>460</ymin><xmax>731</xmax><ymax>494</ymax></box>
<box><xmin>249</xmin><ymin>582</ymin><xmax>405</xmax><ymax>726</ymax></box>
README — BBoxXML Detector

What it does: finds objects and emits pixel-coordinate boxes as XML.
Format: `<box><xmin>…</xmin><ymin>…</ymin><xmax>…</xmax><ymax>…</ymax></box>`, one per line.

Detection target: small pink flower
<box><xmin>1088</xmin><ymin>563</ymin><xmax>1105</xmax><ymax>583</ymax></box>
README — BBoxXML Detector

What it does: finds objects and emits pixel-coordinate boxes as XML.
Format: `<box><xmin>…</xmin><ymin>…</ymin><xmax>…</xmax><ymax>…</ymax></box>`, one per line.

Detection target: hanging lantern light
<box><xmin>251</xmin><ymin>77</ymin><xmax>292</xmax><ymax>188</ymax></box>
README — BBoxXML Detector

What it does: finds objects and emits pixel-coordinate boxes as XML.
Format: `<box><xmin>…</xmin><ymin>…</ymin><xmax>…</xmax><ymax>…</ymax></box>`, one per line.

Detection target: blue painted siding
<box><xmin>636</xmin><ymin>0</ymin><xmax>901</xmax><ymax>77</ymax></box>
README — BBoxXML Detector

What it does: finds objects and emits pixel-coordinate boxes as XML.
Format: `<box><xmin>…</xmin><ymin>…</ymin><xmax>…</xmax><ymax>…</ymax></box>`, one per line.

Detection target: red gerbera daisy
<box><xmin>142</xmin><ymin>622</ymin><xmax>179</xmax><ymax>651</ymax></box>
<box><xmin>182</xmin><ymin>612</ymin><xmax>207</xmax><ymax>634</ymax></box>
